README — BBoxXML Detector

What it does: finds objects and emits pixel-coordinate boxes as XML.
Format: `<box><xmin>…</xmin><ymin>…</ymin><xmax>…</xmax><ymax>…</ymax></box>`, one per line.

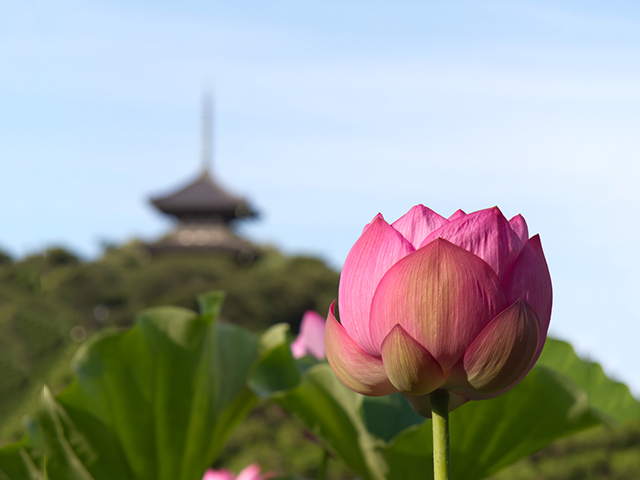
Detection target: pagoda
<box><xmin>147</xmin><ymin>94</ymin><xmax>258</xmax><ymax>258</ymax></box>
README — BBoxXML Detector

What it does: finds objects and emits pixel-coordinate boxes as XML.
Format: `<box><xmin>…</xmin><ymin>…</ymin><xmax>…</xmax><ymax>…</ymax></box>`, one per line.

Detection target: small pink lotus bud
<box><xmin>203</xmin><ymin>464</ymin><xmax>276</xmax><ymax>480</ymax></box>
<box><xmin>291</xmin><ymin>311</ymin><xmax>326</xmax><ymax>360</ymax></box>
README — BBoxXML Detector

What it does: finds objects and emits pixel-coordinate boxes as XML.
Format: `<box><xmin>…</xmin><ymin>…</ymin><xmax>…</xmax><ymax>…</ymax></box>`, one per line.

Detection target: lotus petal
<box><xmin>448</xmin><ymin>209</ymin><xmax>466</xmax><ymax>221</ymax></box>
<box><xmin>391</xmin><ymin>204</ymin><xmax>448</xmax><ymax>247</ymax></box>
<box><xmin>381</xmin><ymin>324</ymin><xmax>445</xmax><ymax>395</ymax></box>
<box><xmin>505</xmin><ymin>235</ymin><xmax>552</xmax><ymax>356</ymax></box>
<box><xmin>420</xmin><ymin>206</ymin><xmax>523</xmax><ymax>285</ymax></box>
<box><xmin>237</xmin><ymin>465</ymin><xmax>261</xmax><ymax>480</ymax></box>
<box><xmin>338</xmin><ymin>215</ymin><xmax>413</xmax><ymax>354</ymax></box>
<box><xmin>325</xmin><ymin>304</ymin><xmax>398</xmax><ymax>396</ymax></box>
<box><xmin>461</xmin><ymin>299</ymin><xmax>539</xmax><ymax>394</ymax></box>
<box><xmin>370</xmin><ymin>239</ymin><xmax>507</xmax><ymax>369</ymax></box>
<box><xmin>203</xmin><ymin>469</ymin><xmax>236</xmax><ymax>480</ymax></box>
<box><xmin>509</xmin><ymin>214</ymin><xmax>529</xmax><ymax>244</ymax></box>
<box><xmin>362</xmin><ymin>212</ymin><xmax>384</xmax><ymax>233</ymax></box>
<box><xmin>291</xmin><ymin>311</ymin><xmax>326</xmax><ymax>360</ymax></box>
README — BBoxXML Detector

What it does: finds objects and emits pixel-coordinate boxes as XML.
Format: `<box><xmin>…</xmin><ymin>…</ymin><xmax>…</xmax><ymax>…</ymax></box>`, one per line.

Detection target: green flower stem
<box><xmin>316</xmin><ymin>448</ymin><xmax>329</xmax><ymax>480</ymax></box>
<box><xmin>431</xmin><ymin>391</ymin><xmax>451</xmax><ymax>480</ymax></box>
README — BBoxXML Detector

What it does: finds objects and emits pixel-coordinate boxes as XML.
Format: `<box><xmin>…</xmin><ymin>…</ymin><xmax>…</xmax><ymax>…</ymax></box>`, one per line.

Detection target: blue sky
<box><xmin>2</xmin><ymin>0</ymin><xmax>639</xmax><ymax>394</ymax></box>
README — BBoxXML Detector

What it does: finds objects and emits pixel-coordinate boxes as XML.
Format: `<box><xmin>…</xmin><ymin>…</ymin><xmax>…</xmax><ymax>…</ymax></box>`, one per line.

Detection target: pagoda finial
<box><xmin>201</xmin><ymin>88</ymin><xmax>213</xmax><ymax>175</ymax></box>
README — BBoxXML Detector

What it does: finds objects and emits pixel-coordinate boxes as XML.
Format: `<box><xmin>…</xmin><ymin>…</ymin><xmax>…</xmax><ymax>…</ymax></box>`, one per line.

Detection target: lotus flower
<box><xmin>202</xmin><ymin>464</ymin><xmax>275</xmax><ymax>480</ymax></box>
<box><xmin>291</xmin><ymin>310</ymin><xmax>326</xmax><ymax>360</ymax></box>
<box><xmin>325</xmin><ymin>205</ymin><xmax>552</xmax><ymax>415</ymax></box>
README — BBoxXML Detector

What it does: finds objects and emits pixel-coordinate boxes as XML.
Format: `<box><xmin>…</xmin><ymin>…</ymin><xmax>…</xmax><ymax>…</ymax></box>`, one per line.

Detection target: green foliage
<box><xmin>442</xmin><ymin>366</ymin><xmax>596</xmax><ymax>479</ymax></box>
<box><xmin>537</xmin><ymin>339</ymin><xmax>640</xmax><ymax>424</ymax></box>
<box><xmin>489</xmin><ymin>419</ymin><xmax>640</xmax><ymax>480</ymax></box>
<box><xmin>260</xmin><ymin>339</ymin><xmax>640</xmax><ymax>480</ymax></box>
<box><xmin>44</xmin><ymin>248</ymin><xmax>80</xmax><ymax>268</ymax></box>
<box><xmin>218</xmin><ymin>403</ymin><xmax>352</xmax><ymax>480</ymax></box>
<box><xmin>274</xmin><ymin>364</ymin><xmax>388</xmax><ymax>480</ymax></box>
<box><xmin>486</xmin><ymin>341</ymin><xmax>640</xmax><ymax>479</ymax></box>
<box><xmin>0</xmin><ymin>249</ymin><xmax>13</xmax><ymax>266</ymax></box>
<box><xmin>249</xmin><ymin>324</ymin><xmax>301</xmax><ymax>398</ymax></box>
<box><xmin>0</xmin><ymin>440</ymin><xmax>42</xmax><ymax>480</ymax></box>
<box><xmin>2</xmin><ymin>301</ymin><xmax>640</xmax><ymax>480</ymax></box>
<box><xmin>2</xmin><ymin>243</ymin><xmax>640</xmax><ymax>479</ymax></box>
<box><xmin>0</xmin><ymin>243</ymin><xmax>338</xmax><ymax>442</ymax></box>
<box><xmin>0</xmin><ymin>293</ymin><xmax>279</xmax><ymax>480</ymax></box>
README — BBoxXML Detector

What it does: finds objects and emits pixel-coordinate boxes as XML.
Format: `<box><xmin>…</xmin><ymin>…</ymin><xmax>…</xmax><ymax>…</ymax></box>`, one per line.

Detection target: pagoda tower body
<box><xmin>147</xmin><ymin>94</ymin><xmax>258</xmax><ymax>257</ymax></box>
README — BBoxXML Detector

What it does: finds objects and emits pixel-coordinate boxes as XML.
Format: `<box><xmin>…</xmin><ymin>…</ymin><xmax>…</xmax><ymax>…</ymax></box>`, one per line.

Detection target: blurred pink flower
<box><xmin>325</xmin><ymin>205</ymin><xmax>552</xmax><ymax>415</ymax></box>
<box><xmin>203</xmin><ymin>464</ymin><xmax>275</xmax><ymax>480</ymax></box>
<box><xmin>291</xmin><ymin>310</ymin><xmax>326</xmax><ymax>360</ymax></box>
<box><xmin>203</xmin><ymin>468</ymin><xmax>235</xmax><ymax>480</ymax></box>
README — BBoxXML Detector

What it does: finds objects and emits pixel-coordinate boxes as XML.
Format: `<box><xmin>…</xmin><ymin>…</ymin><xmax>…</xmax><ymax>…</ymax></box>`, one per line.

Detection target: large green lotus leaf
<box><xmin>361</xmin><ymin>393</ymin><xmax>425</xmax><ymax>443</ymax></box>
<box><xmin>272</xmin><ymin>354</ymin><xmax>611</xmax><ymax>480</ymax></box>
<box><xmin>30</xmin><ymin>387</ymin><xmax>99</xmax><ymax>480</ymax></box>
<box><xmin>361</xmin><ymin>338</ymin><xmax>640</xmax><ymax>458</ymax></box>
<box><xmin>537</xmin><ymin>338</ymin><xmax>640</xmax><ymax>424</ymax></box>
<box><xmin>0</xmin><ymin>440</ymin><xmax>43</xmax><ymax>480</ymax></box>
<box><xmin>380</xmin><ymin>366</ymin><xmax>599</xmax><ymax>480</ymax></box>
<box><xmin>27</xmin><ymin>292</ymin><xmax>261</xmax><ymax>480</ymax></box>
<box><xmin>271</xmin><ymin>363</ymin><xmax>387</xmax><ymax>480</ymax></box>
<box><xmin>248</xmin><ymin>324</ymin><xmax>301</xmax><ymax>398</ymax></box>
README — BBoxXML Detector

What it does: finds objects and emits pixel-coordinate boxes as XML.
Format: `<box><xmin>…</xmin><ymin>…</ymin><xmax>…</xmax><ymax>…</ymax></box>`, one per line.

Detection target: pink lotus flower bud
<box><xmin>291</xmin><ymin>310</ymin><xmax>326</xmax><ymax>360</ymax></box>
<box><xmin>203</xmin><ymin>464</ymin><xmax>276</xmax><ymax>480</ymax></box>
<box><xmin>325</xmin><ymin>206</ymin><xmax>552</xmax><ymax>414</ymax></box>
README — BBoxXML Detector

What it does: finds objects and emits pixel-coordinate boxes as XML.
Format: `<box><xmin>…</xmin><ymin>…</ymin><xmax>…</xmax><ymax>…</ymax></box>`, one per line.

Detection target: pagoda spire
<box><xmin>146</xmin><ymin>90</ymin><xmax>259</xmax><ymax>256</ymax></box>
<box><xmin>201</xmin><ymin>89</ymin><xmax>213</xmax><ymax>174</ymax></box>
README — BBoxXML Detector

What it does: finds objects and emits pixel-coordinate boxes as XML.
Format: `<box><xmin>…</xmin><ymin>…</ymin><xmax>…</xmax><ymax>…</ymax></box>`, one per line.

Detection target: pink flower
<box><xmin>203</xmin><ymin>464</ymin><xmax>275</xmax><ymax>480</ymax></box>
<box><xmin>325</xmin><ymin>206</ymin><xmax>552</xmax><ymax>414</ymax></box>
<box><xmin>291</xmin><ymin>311</ymin><xmax>326</xmax><ymax>360</ymax></box>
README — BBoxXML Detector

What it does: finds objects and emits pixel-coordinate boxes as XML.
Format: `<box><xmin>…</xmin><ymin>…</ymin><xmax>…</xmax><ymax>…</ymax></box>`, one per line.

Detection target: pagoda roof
<box><xmin>150</xmin><ymin>171</ymin><xmax>257</xmax><ymax>221</ymax></box>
